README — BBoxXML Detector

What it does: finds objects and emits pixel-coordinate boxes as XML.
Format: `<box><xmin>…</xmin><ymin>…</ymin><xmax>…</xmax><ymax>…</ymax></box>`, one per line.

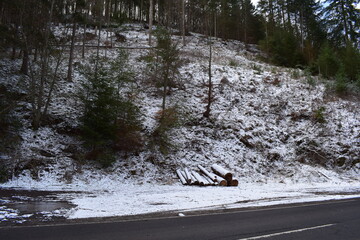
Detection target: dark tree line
<box><xmin>257</xmin><ymin>0</ymin><xmax>360</xmax><ymax>85</ymax></box>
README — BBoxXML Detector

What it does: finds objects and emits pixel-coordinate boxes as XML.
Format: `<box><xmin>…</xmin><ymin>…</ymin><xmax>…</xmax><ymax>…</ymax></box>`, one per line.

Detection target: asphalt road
<box><xmin>1</xmin><ymin>198</ymin><xmax>360</xmax><ymax>240</ymax></box>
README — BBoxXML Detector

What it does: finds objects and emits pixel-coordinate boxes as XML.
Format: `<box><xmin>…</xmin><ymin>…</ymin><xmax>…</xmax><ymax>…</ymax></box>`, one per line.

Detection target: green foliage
<box><xmin>80</xmin><ymin>51</ymin><xmax>142</xmax><ymax>167</ymax></box>
<box><xmin>303</xmin><ymin>68</ymin><xmax>316</xmax><ymax>87</ymax></box>
<box><xmin>323</xmin><ymin>0</ymin><xmax>360</xmax><ymax>46</ymax></box>
<box><xmin>317</xmin><ymin>42</ymin><xmax>339</xmax><ymax>79</ymax></box>
<box><xmin>291</xmin><ymin>69</ymin><xmax>301</xmax><ymax>79</ymax></box>
<box><xmin>313</xmin><ymin>106</ymin><xmax>326</xmax><ymax>124</ymax></box>
<box><xmin>96</xmin><ymin>150</ymin><xmax>116</xmax><ymax>168</ymax></box>
<box><xmin>356</xmin><ymin>75</ymin><xmax>360</xmax><ymax>91</ymax></box>
<box><xmin>147</xmin><ymin>27</ymin><xmax>182</xmax><ymax>110</ymax></box>
<box><xmin>138</xmin><ymin>53</ymin><xmax>155</xmax><ymax>63</ymax></box>
<box><xmin>229</xmin><ymin>59</ymin><xmax>238</xmax><ymax>67</ymax></box>
<box><xmin>260</xmin><ymin>28</ymin><xmax>304</xmax><ymax>67</ymax></box>
<box><xmin>0</xmin><ymin>84</ymin><xmax>21</xmax><ymax>154</ymax></box>
<box><xmin>341</xmin><ymin>42</ymin><xmax>360</xmax><ymax>82</ymax></box>
<box><xmin>153</xmin><ymin>27</ymin><xmax>182</xmax><ymax>88</ymax></box>
<box><xmin>252</xmin><ymin>64</ymin><xmax>262</xmax><ymax>74</ymax></box>
<box><xmin>334</xmin><ymin>71</ymin><xmax>348</xmax><ymax>95</ymax></box>
<box><xmin>151</xmin><ymin>107</ymin><xmax>182</xmax><ymax>155</ymax></box>
<box><xmin>0</xmin><ymin>164</ymin><xmax>9</xmax><ymax>183</ymax></box>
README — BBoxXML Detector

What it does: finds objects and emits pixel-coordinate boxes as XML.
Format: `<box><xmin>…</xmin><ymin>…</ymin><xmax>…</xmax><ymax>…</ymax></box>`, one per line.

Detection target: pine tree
<box><xmin>80</xmin><ymin>51</ymin><xmax>142</xmax><ymax>166</ymax></box>
<box><xmin>323</xmin><ymin>0</ymin><xmax>360</xmax><ymax>46</ymax></box>
<box><xmin>151</xmin><ymin>28</ymin><xmax>181</xmax><ymax>112</ymax></box>
<box><xmin>341</xmin><ymin>41</ymin><xmax>360</xmax><ymax>81</ymax></box>
<box><xmin>317</xmin><ymin>42</ymin><xmax>340</xmax><ymax>78</ymax></box>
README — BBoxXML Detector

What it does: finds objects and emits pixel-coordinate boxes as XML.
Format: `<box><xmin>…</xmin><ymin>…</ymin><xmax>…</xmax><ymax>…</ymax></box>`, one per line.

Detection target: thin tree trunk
<box><xmin>149</xmin><ymin>0</ymin><xmax>153</xmax><ymax>46</ymax></box>
<box><xmin>300</xmin><ymin>8</ymin><xmax>304</xmax><ymax>52</ymax></box>
<box><xmin>203</xmin><ymin>39</ymin><xmax>212</xmax><ymax>118</ymax></box>
<box><xmin>182</xmin><ymin>0</ymin><xmax>186</xmax><ymax>46</ymax></box>
<box><xmin>340</xmin><ymin>0</ymin><xmax>349</xmax><ymax>43</ymax></box>
<box><xmin>67</xmin><ymin>20</ymin><xmax>77</xmax><ymax>81</ymax></box>
<box><xmin>20</xmin><ymin>49</ymin><xmax>29</xmax><ymax>75</ymax></box>
<box><xmin>11</xmin><ymin>46</ymin><xmax>16</xmax><ymax>60</ymax></box>
<box><xmin>82</xmin><ymin>8</ymin><xmax>90</xmax><ymax>58</ymax></box>
<box><xmin>161</xmin><ymin>69</ymin><xmax>169</xmax><ymax>111</ymax></box>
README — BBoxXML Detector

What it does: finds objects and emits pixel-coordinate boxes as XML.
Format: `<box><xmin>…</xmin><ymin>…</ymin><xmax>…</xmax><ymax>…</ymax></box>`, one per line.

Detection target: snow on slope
<box><xmin>1</xmin><ymin>24</ymin><xmax>360</xmax><ymax>220</ymax></box>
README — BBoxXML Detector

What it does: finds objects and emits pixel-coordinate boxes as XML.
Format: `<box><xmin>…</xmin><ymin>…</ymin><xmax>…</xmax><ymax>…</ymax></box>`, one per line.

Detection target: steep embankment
<box><xmin>1</xmin><ymin>23</ymin><xmax>359</xmax><ymax>186</ymax></box>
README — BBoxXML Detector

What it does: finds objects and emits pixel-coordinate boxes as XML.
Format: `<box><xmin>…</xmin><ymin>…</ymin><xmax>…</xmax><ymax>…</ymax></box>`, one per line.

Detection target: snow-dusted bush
<box><xmin>150</xmin><ymin>107</ymin><xmax>183</xmax><ymax>155</ymax></box>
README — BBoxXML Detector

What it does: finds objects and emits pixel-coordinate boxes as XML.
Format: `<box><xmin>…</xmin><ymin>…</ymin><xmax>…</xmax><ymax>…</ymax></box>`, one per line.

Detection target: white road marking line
<box><xmin>238</xmin><ymin>223</ymin><xmax>336</xmax><ymax>240</ymax></box>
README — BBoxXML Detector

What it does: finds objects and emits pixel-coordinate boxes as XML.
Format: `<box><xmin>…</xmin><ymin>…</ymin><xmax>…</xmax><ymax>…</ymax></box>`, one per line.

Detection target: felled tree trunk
<box><xmin>176</xmin><ymin>169</ymin><xmax>187</xmax><ymax>185</ymax></box>
<box><xmin>191</xmin><ymin>171</ymin><xmax>208</xmax><ymax>186</ymax></box>
<box><xmin>211</xmin><ymin>164</ymin><xmax>233</xmax><ymax>182</ymax></box>
<box><xmin>228</xmin><ymin>179</ymin><xmax>239</xmax><ymax>187</ymax></box>
<box><xmin>198</xmin><ymin>165</ymin><xmax>227</xmax><ymax>186</ymax></box>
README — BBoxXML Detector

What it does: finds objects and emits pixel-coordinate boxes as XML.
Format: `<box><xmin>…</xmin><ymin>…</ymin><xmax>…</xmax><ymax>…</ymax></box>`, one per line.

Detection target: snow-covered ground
<box><xmin>1</xmin><ymin>173</ymin><xmax>360</xmax><ymax>220</ymax></box>
<box><xmin>1</xmin><ymin>23</ymin><xmax>359</xmax><ymax>223</ymax></box>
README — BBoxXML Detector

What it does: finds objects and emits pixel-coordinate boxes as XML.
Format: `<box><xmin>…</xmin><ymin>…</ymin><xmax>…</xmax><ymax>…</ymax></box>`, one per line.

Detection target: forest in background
<box><xmin>1</xmin><ymin>0</ymin><xmax>359</xmax><ymax>70</ymax></box>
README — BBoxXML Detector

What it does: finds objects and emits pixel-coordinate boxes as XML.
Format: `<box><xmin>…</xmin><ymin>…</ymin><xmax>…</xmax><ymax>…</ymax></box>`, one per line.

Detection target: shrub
<box><xmin>252</xmin><ymin>64</ymin><xmax>262</xmax><ymax>74</ymax></box>
<box><xmin>304</xmin><ymin>68</ymin><xmax>316</xmax><ymax>87</ymax></box>
<box><xmin>313</xmin><ymin>106</ymin><xmax>326</xmax><ymax>124</ymax></box>
<box><xmin>291</xmin><ymin>69</ymin><xmax>300</xmax><ymax>79</ymax></box>
<box><xmin>229</xmin><ymin>59</ymin><xmax>238</xmax><ymax>67</ymax></box>
<box><xmin>0</xmin><ymin>163</ymin><xmax>10</xmax><ymax>183</ymax></box>
<box><xmin>150</xmin><ymin>107</ymin><xmax>182</xmax><ymax>155</ymax></box>
<box><xmin>334</xmin><ymin>71</ymin><xmax>348</xmax><ymax>95</ymax></box>
<box><xmin>356</xmin><ymin>75</ymin><xmax>360</xmax><ymax>91</ymax></box>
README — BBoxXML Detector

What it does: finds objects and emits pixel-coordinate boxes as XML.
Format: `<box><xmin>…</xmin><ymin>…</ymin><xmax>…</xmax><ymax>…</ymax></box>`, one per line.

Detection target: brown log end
<box><xmin>228</xmin><ymin>179</ymin><xmax>239</xmax><ymax>187</ymax></box>
<box><xmin>218</xmin><ymin>180</ymin><xmax>227</xmax><ymax>186</ymax></box>
<box><xmin>224</xmin><ymin>173</ymin><xmax>233</xmax><ymax>182</ymax></box>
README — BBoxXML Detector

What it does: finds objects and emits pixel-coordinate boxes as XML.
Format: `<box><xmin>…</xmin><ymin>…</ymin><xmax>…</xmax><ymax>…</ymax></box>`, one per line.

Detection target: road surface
<box><xmin>1</xmin><ymin>198</ymin><xmax>359</xmax><ymax>240</ymax></box>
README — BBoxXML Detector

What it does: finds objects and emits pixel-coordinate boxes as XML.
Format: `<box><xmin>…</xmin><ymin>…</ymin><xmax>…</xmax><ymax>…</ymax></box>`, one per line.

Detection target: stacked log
<box><xmin>176</xmin><ymin>169</ymin><xmax>187</xmax><ymax>185</ymax></box>
<box><xmin>176</xmin><ymin>164</ymin><xmax>238</xmax><ymax>187</ymax></box>
<box><xmin>198</xmin><ymin>165</ymin><xmax>227</xmax><ymax>186</ymax></box>
<box><xmin>211</xmin><ymin>164</ymin><xmax>239</xmax><ymax>186</ymax></box>
<box><xmin>211</xmin><ymin>164</ymin><xmax>232</xmax><ymax>181</ymax></box>
<box><xmin>184</xmin><ymin>168</ymin><xmax>192</xmax><ymax>184</ymax></box>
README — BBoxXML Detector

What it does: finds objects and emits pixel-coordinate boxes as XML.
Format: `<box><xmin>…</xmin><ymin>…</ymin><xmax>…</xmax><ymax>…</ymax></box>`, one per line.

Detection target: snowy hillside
<box><xmin>1</xmin><ymin>24</ymin><xmax>360</xmax><ymax>221</ymax></box>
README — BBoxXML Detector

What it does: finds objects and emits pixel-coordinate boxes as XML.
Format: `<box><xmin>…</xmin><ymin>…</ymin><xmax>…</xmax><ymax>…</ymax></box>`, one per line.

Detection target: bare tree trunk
<box><xmin>11</xmin><ymin>46</ymin><xmax>16</xmax><ymax>60</ymax></box>
<box><xmin>182</xmin><ymin>0</ymin><xmax>186</xmax><ymax>46</ymax></box>
<box><xmin>149</xmin><ymin>0</ymin><xmax>153</xmax><ymax>46</ymax></box>
<box><xmin>67</xmin><ymin>20</ymin><xmax>77</xmax><ymax>81</ymax></box>
<box><xmin>140</xmin><ymin>0</ymin><xmax>143</xmax><ymax>22</ymax></box>
<box><xmin>203</xmin><ymin>38</ymin><xmax>212</xmax><ymax>118</ymax></box>
<box><xmin>214</xmin><ymin>13</ymin><xmax>217</xmax><ymax>38</ymax></box>
<box><xmin>340</xmin><ymin>1</ymin><xmax>349</xmax><ymax>43</ymax></box>
<box><xmin>20</xmin><ymin>49</ymin><xmax>29</xmax><ymax>75</ymax></box>
<box><xmin>161</xmin><ymin>69</ymin><xmax>169</xmax><ymax>111</ymax></box>
<box><xmin>244</xmin><ymin>3</ymin><xmax>248</xmax><ymax>45</ymax></box>
<box><xmin>82</xmin><ymin>8</ymin><xmax>90</xmax><ymax>59</ymax></box>
<box><xmin>30</xmin><ymin>0</ymin><xmax>55</xmax><ymax>129</ymax></box>
<box><xmin>43</xmin><ymin>47</ymin><xmax>64</xmax><ymax>117</ymax></box>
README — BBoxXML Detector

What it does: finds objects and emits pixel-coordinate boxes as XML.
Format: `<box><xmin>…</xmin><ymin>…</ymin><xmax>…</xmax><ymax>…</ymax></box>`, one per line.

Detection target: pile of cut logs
<box><xmin>176</xmin><ymin>164</ymin><xmax>238</xmax><ymax>187</ymax></box>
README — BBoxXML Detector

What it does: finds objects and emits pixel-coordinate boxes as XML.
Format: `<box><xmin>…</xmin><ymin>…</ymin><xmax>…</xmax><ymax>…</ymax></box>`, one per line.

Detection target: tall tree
<box><xmin>323</xmin><ymin>0</ymin><xmax>360</xmax><ymax>46</ymax></box>
<box><xmin>148</xmin><ymin>0</ymin><xmax>153</xmax><ymax>46</ymax></box>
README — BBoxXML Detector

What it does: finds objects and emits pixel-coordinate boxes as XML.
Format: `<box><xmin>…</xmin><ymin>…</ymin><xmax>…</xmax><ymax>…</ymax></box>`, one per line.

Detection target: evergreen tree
<box><xmin>80</xmin><ymin>51</ymin><xmax>142</xmax><ymax>166</ymax></box>
<box><xmin>323</xmin><ymin>0</ymin><xmax>360</xmax><ymax>46</ymax></box>
<box><xmin>150</xmin><ymin>28</ymin><xmax>182</xmax><ymax>111</ymax></box>
<box><xmin>317</xmin><ymin>42</ymin><xmax>340</xmax><ymax>78</ymax></box>
<box><xmin>341</xmin><ymin>41</ymin><xmax>360</xmax><ymax>81</ymax></box>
